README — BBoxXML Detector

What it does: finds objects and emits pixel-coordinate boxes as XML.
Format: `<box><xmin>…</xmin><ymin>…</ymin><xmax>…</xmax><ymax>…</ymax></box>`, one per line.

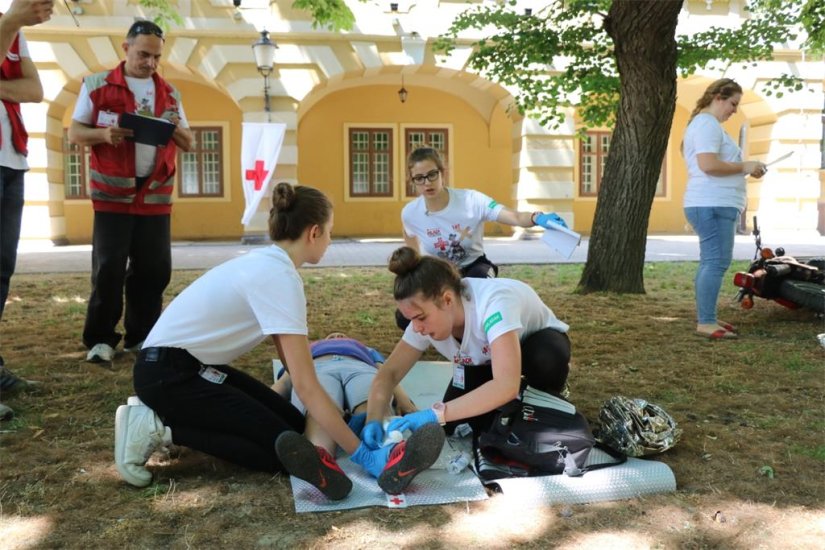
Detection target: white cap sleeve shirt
<box><xmin>402</xmin><ymin>278</ymin><xmax>569</xmax><ymax>367</ymax></box>
<box><xmin>401</xmin><ymin>188</ymin><xmax>504</xmax><ymax>268</ymax></box>
<box><xmin>682</xmin><ymin>113</ymin><xmax>746</xmax><ymax>211</ymax></box>
<box><xmin>144</xmin><ymin>246</ymin><xmax>307</xmax><ymax>365</ymax></box>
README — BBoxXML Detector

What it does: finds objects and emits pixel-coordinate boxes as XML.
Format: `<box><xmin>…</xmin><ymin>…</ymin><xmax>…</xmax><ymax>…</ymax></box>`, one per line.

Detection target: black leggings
<box><xmin>442</xmin><ymin>327</ymin><xmax>571</xmax><ymax>435</ymax></box>
<box><xmin>133</xmin><ymin>347</ymin><xmax>305</xmax><ymax>473</ymax></box>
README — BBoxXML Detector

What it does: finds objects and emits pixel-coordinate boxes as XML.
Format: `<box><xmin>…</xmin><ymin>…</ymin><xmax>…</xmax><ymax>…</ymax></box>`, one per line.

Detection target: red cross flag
<box><xmin>241</xmin><ymin>122</ymin><xmax>286</xmax><ymax>226</ymax></box>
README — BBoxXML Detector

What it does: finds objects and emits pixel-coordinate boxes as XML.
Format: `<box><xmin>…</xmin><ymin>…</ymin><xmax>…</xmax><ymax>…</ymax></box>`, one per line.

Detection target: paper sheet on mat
<box><xmin>277</xmin><ymin>360</ymin><xmax>486</xmax><ymax>512</ymax></box>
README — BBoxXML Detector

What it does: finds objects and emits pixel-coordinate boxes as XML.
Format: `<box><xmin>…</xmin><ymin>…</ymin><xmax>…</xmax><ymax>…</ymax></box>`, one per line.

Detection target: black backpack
<box><xmin>476</xmin><ymin>398</ymin><xmax>625</xmax><ymax>481</ymax></box>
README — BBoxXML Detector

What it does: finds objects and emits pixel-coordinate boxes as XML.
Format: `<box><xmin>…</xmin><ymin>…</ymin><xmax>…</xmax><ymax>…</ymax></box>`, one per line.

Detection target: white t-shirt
<box><xmin>402</xmin><ymin>277</ymin><xmax>569</xmax><ymax>367</ymax></box>
<box><xmin>401</xmin><ymin>187</ymin><xmax>504</xmax><ymax>268</ymax></box>
<box><xmin>0</xmin><ymin>31</ymin><xmax>29</xmax><ymax>170</ymax></box>
<box><xmin>682</xmin><ymin>113</ymin><xmax>746</xmax><ymax>211</ymax></box>
<box><xmin>144</xmin><ymin>246</ymin><xmax>307</xmax><ymax>365</ymax></box>
<box><xmin>72</xmin><ymin>77</ymin><xmax>189</xmax><ymax>178</ymax></box>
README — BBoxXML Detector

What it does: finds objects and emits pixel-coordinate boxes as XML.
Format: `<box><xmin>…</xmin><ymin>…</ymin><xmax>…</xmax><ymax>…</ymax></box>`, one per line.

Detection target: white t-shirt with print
<box><xmin>682</xmin><ymin>113</ymin><xmax>746</xmax><ymax>211</ymax></box>
<box><xmin>402</xmin><ymin>277</ymin><xmax>569</xmax><ymax>367</ymax></box>
<box><xmin>72</xmin><ymin>77</ymin><xmax>188</xmax><ymax>178</ymax></box>
<box><xmin>144</xmin><ymin>246</ymin><xmax>307</xmax><ymax>365</ymax></box>
<box><xmin>0</xmin><ymin>31</ymin><xmax>29</xmax><ymax>170</ymax></box>
<box><xmin>401</xmin><ymin>187</ymin><xmax>504</xmax><ymax>268</ymax></box>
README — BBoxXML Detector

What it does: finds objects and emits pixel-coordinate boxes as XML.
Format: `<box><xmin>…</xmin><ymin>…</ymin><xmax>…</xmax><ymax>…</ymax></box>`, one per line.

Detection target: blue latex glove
<box><xmin>362</xmin><ymin>420</ymin><xmax>385</xmax><ymax>449</ymax></box>
<box><xmin>534</xmin><ymin>212</ymin><xmax>568</xmax><ymax>229</ymax></box>
<box><xmin>350</xmin><ymin>441</ymin><xmax>392</xmax><ymax>478</ymax></box>
<box><xmin>386</xmin><ymin>409</ymin><xmax>437</xmax><ymax>434</ymax></box>
<box><xmin>367</xmin><ymin>347</ymin><xmax>385</xmax><ymax>364</ymax></box>
<box><xmin>347</xmin><ymin>412</ymin><xmax>367</xmax><ymax>437</ymax></box>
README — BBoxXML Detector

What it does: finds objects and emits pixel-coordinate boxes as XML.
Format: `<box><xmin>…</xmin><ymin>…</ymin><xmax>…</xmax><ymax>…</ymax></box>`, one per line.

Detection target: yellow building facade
<box><xmin>14</xmin><ymin>0</ymin><xmax>825</xmax><ymax>244</ymax></box>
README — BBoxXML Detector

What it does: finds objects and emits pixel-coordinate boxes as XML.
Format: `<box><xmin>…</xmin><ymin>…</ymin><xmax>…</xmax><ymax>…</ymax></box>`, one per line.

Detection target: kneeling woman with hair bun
<box><xmin>363</xmin><ymin>246</ymin><xmax>572</xmax><ymax>446</ymax></box>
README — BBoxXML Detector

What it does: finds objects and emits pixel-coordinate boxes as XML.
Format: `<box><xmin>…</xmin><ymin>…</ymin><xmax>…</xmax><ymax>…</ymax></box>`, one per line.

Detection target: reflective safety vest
<box><xmin>86</xmin><ymin>62</ymin><xmax>182</xmax><ymax>215</ymax></box>
<box><xmin>0</xmin><ymin>28</ymin><xmax>28</xmax><ymax>156</ymax></box>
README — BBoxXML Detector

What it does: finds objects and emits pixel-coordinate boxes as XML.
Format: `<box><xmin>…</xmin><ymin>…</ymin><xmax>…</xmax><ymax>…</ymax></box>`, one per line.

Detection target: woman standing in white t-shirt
<box><xmin>682</xmin><ymin>79</ymin><xmax>766</xmax><ymax>339</ymax></box>
<box><xmin>363</xmin><ymin>246</ymin><xmax>571</xmax><ymax>446</ymax></box>
<box><xmin>116</xmin><ymin>183</ymin><xmax>444</xmax><ymax>500</ymax></box>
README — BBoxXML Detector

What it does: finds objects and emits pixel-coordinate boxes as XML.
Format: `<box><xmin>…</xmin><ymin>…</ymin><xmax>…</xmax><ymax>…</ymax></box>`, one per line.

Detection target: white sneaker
<box><xmin>86</xmin><ymin>343</ymin><xmax>115</xmax><ymax>363</ymax></box>
<box><xmin>114</xmin><ymin>403</ymin><xmax>172</xmax><ymax>487</ymax></box>
<box><xmin>126</xmin><ymin>395</ymin><xmax>144</xmax><ymax>406</ymax></box>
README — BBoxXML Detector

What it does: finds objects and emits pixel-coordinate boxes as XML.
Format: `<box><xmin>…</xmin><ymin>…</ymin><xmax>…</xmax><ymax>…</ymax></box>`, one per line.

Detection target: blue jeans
<box><xmin>684</xmin><ymin>206</ymin><xmax>739</xmax><ymax>325</ymax></box>
<box><xmin>0</xmin><ymin>167</ymin><xmax>25</xmax><ymax>321</ymax></box>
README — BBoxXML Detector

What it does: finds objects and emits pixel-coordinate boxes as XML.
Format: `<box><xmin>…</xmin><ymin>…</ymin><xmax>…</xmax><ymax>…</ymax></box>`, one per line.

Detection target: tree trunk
<box><xmin>578</xmin><ymin>0</ymin><xmax>683</xmax><ymax>293</ymax></box>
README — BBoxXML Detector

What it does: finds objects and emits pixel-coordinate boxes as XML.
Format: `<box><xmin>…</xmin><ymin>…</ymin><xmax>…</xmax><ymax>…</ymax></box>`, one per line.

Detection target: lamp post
<box><xmin>398</xmin><ymin>74</ymin><xmax>408</xmax><ymax>104</ymax></box>
<box><xmin>252</xmin><ymin>29</ymin><xmax>277</xmax><ymax>119</ymax></box>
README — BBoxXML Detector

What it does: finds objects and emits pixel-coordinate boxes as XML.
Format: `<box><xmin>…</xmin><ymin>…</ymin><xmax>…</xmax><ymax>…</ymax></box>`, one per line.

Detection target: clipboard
<box><xmin>119</xmin><ymin>112</ymin><xmax>176</xmax><ymax>147</ymax></box>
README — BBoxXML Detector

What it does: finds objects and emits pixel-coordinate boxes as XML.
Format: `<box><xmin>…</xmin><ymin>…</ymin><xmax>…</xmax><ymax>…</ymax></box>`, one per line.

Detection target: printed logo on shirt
<box><xmin>426</xmin><ymin>228</ymin><xmax>442</xmax><ymax>237</ymax></box>
<box><xmin>6</xmin><ymin>52</ymin><xmax>20</xmax><ymax>62</ymax></box>
<box><xmin>453</xmin><ymin>351</ymin><xmax>474</xmax><ymax>366</ymax></box>
<box><xmin>483</xmin><ymin>311</ymin><xmax>503</xmax><ymax>333</ymax></box>
<box><xmin>487</xmin><ymin>199</ymin><xmax>499</xmax><ymax>209</ymax></box>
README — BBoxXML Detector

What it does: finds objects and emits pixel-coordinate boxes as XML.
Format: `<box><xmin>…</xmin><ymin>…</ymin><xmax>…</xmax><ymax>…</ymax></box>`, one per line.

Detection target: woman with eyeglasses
<box><xmin>397</xmin><ymin>147</ymin><xmax>567</xmax><ymax>329</ymax></box>
<box><xmin>402</xmin><ymin>147</ymin><xmax>566</xmax><ymax>279</ymax></box>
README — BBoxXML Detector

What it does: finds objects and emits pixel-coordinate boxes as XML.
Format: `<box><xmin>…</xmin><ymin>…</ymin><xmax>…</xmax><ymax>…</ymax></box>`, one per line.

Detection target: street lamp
<box><xmin>398</xmin><ymin>74</ymin><xmax>408</xmax><ymax>103</ymax></box>
<box><xmin>252</xmin><ymin>29</ymin><xmax>277</xmax><ymax>118</ymax></box>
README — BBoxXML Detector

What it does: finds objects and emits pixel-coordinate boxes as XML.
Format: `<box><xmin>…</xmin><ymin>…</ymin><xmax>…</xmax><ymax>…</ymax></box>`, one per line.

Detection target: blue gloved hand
<box><xmin>386</xmin><ymin>409</ymin><xmax>437</xmax><ymax>434</ymax></box>
<box><xmin>534</xmin><ymin>212</ymin><xmax>568</xmax><ymax>229</ymax></box>
<box><xmin>350</xmin><ymin>441</ymin><xmax>392</xmax><ymax>478</ymax></box>
<box><xmin>367</xmin><ymin>347</ymin><xmax>385</xmax><ymax>364</ymax></box>
<box><xmin>362</xmin><ymin>420</ymin><xmax>385</xmax><ymax>449</ymax></box>
<box><xmin>347</xmin><ymin>412</ymin><xmax>367</xmax><ymax>437</ymax></box>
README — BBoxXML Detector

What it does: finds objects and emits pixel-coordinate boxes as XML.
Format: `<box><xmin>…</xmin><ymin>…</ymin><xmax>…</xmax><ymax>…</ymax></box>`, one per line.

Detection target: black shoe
<box><xmin>0</xmin><ymin>366</ymin><xmax>39</xmax><ymax>394</ymax></box>
<box><xmin>275</xmin><ymin>431</ymin><xmax>352</xmax><ymax>501</ymax></box>
<box><xmin>378</xmin><ymin>423</ymin><xmax>445</xmax><ymax>495</ymax></box>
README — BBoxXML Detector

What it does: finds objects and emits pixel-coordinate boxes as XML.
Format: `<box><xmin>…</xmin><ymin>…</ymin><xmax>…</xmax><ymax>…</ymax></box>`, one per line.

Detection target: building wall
<box><xmin>298</xmin><ymin>84</ymin><xmax>513</xmax><ymax>237</ymax></box>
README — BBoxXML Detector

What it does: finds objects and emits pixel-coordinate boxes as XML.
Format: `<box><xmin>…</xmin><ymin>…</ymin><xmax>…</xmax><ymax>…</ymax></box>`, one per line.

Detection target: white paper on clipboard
<box><xmin>540</xmin><ymin>222</ymin><xmax>582</xmax><ymax>260</ymax></box>
<box><xmin>765</xmin><ymin>151</ymin><xmax>793</xmax><ymax>167</ymax></box>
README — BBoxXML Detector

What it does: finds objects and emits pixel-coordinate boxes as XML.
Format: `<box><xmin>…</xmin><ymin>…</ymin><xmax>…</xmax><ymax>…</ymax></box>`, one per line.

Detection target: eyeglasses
<box><xmin>411</xmin><ymin>169</ymin><xmax>441</xmax><ymax>185</ymax></box>
<box><xmin>127</xmin><ymin>21</ymin><xmax>165</xmax><ymax>40</ymax></box>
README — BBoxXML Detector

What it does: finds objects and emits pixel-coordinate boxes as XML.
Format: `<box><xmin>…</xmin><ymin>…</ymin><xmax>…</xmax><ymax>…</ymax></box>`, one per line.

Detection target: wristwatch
<box><xmin>432</xmin><ymin>401</ymin><xmax>447</xmax><ymax>426</ymax></box>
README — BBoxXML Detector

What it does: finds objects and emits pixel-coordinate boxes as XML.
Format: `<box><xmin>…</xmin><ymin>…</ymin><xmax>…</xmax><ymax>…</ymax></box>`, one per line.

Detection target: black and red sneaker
<box><xmin>378</xmin><ymin>423</ymin><xmax>445</xmax><ymax>495</ymax></box>
<box><xmin>275</xmin><ymin>431</ymin><xmax>352</xmax><ymax>501</ymax></box>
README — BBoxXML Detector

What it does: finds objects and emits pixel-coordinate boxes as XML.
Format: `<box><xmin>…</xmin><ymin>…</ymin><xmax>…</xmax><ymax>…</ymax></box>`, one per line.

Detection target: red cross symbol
<box><xmin>245</xmin><ymin>160</ymin><xmax>269</xmax><ymax>191</ymax></box>
<box><xmin>389</xmin><ymin>496</ymin><xmax>404</xmax><ymax>505</ymax></box>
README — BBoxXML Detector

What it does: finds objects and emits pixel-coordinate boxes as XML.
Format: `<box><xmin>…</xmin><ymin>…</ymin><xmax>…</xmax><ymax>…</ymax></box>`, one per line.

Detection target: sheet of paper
<box><xmin>540</xmin><ymin>222</ymin><xmax>582</xmax><ymax>260</ymax></box>
<box><xmin>765</xmin><ymin>151</ymin><xmax>793</xmax><ymax>166</ymax></box>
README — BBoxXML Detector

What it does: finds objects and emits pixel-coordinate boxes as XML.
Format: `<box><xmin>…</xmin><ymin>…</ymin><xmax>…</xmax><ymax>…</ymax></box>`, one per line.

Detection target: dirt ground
<box><xmin>0</xmin><ymin>263</ymin><xmax>823</xmax><ymax>549</ymax></box>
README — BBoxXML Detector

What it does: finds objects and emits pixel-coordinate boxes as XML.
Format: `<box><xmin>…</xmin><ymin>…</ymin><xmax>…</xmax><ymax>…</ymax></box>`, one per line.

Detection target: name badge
<box><xmin>96</xmin><ymin>111</ymin><xmax>119</xmax><ymax>128</ymax></box>
<box><xmin>199</xmin><ymin>366</ymin><xmax>227</xmax><ymax>384</ymax></box>
<box><xmin>452</xmin><ymin>363</ymin><xmax>465</xmax><ymax>390</ymax></box>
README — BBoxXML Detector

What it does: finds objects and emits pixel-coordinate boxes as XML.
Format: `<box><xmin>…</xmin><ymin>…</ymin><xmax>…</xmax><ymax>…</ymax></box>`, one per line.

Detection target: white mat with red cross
<box><xmin>281</xmin><ymin>361</ymin><xmax>675</xmax><ymax>513</ymax></box>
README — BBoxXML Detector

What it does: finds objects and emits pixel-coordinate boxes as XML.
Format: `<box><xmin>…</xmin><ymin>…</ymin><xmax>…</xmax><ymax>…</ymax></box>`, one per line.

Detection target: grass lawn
<box><xmin>1</xmin><ymin>261</ymin><xmax>823</xmax><ymax>548</ymax></box>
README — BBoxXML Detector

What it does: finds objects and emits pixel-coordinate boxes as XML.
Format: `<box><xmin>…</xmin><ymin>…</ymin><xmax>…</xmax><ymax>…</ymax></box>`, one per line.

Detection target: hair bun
<box><xmin>272</xmin><ymin>182</ymin><xmax>295</xmax><ymax>212</ymax></box>
<box><xmin>388</xmin><ymin>246</ymin><xmax>420</xmax><ymax>276</ymax></box>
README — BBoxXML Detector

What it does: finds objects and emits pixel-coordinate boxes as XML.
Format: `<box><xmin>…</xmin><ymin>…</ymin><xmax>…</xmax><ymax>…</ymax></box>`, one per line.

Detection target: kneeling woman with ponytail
<box><xmin>364</xmin><ymin>246</ymin><xmax>571</xmax><ymax>445</ymax></box>
<box><xmin>117</xmin><ymin>184</ymin><xmax>443</xmax><ymax>500</ymax></box>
